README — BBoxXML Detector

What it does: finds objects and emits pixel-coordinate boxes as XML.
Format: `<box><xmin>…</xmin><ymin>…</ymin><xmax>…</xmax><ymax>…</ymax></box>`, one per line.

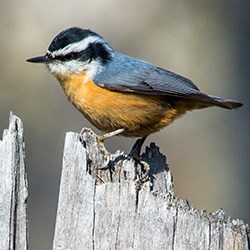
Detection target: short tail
<box><xmin>208</xmin><ymin>95</ymin><xmax>243</xmax><ymax>109</ymax></box>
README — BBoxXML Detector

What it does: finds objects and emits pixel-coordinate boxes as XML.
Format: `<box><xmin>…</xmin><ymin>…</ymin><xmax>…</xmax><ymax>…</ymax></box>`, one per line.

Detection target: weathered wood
<box><xmin>0</xmin><ymin>113</ymin><xmax>28</xmax><ymax>250</ymax></box>
<box><xmin>53</xmin><ymin>128</ymin><xmax>249</xmax><ymax>250</ymax></box>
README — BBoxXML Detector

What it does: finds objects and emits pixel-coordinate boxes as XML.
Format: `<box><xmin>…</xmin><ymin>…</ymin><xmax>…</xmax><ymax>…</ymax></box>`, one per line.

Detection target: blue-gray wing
<box><xmin>93</xmin><ymin>52</ymin><xmax>242</xmax><ymax>109</ymax></box>
<box><xmin>94</xmin><ymin>52</ymin><xmax>207</xmax><ymax>98</ymax></box>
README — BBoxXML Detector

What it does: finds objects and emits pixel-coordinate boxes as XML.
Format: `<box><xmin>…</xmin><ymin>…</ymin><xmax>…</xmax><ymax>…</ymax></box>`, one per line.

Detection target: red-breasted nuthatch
<box><xmin>27</xmin><ymin>27</ymin><xmax>242</xmax><ymax>155</ymax></box>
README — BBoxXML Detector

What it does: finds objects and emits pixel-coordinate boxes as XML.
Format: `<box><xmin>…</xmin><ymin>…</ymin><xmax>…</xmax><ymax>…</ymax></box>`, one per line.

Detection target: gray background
<box><xmin>0</xmin><ymin>1</ymin><xmax>249</xmax><ymax>249</ymax></box>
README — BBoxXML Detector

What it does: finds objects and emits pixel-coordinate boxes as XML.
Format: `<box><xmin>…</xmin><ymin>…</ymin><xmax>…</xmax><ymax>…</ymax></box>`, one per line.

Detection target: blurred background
<box><xmin>0</xmin><ymin>0</ymin><xmax>249</xmax><ymax>249</ymax></box>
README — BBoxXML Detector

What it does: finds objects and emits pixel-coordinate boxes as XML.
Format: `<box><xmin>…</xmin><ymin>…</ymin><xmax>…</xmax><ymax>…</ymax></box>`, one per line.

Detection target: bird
<box><xmin>27</xmin><ymin>27</ymin><xmax>242</xmax><ymax>156</ymax></box>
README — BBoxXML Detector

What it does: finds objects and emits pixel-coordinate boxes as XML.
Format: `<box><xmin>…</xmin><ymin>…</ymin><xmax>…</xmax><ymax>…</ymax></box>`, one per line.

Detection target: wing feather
<box><xmin>94</xmin><ymin>52</ymin><xmax>201</xmax><ymax>96</ymax></box>
<box><xmin>93</xmin><ymin>52</ymin><xmax>239</xmax><ymax>108</ymax></box>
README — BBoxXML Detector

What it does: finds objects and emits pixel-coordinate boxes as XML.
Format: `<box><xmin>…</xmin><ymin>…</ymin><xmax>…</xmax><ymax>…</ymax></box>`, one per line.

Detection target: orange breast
<box><xmin>55</xmin><ymin>73</ymin><xmax>190</xmax><ymax>137</ymax></box>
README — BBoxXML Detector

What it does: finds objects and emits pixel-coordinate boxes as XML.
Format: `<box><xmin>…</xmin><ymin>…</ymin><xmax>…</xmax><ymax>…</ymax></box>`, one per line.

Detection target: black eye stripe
<box><xmin>50</xmin><ymin>42</ymin><xmax>112</xmax><ymax>64</ymax></box>
<box><xmin>53</xmin><ymin>52</ymin><xmax>80</xmax><ymax>61</ymax></box>
<box><xmin>52</xmin><ymin>46</ymin><xmax>92</xmax><ymax>62</ymax></box>
<box><xmin>64</xmin><ymin>52</ymin><xmax>76</xmax><ymax>60</ymax></box>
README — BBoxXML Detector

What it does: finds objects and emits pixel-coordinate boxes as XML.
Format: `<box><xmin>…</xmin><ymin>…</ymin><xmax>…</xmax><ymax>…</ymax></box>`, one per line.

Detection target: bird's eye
<box><xmin>46</xmin><ymin>53</ymin><xmax>53</xmax><ymax>59</ymax></box>
<box><xmin>64</xmin><ymin>53</ymin><xmax>75</xmax><ymax>60</ymax></box>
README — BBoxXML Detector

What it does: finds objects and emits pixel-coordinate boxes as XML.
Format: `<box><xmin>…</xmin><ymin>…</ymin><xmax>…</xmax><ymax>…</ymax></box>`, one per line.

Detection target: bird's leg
<box><xmin>130</xmin><ymin>137</ymin><xmax>150</xmax><ymax>188</ymax></box>
<box><xmin>98</xmin><ymin>128</ymin><xmax>125</xmax><ymax>142</ymax></box>
<box><xmin>129</xmin><ymin>137</ymin><xmax>147</xmax><ymax>158</ymax></box>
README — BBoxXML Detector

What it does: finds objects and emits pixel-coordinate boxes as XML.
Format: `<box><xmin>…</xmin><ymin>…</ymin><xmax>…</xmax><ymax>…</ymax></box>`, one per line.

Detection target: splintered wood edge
<box><xmin>53</xmin><ymin>128</ymin><xmax>249</xmax><ymax>249</ymax></box>
<box><xmin>0</xmin><ymin>112</ymin><xmax>28</xmax><ymax>250</ymax></box>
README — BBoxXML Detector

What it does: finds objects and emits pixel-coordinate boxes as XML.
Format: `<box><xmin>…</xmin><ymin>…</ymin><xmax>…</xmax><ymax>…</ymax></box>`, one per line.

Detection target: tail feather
<box><xmin>208</xmin><ymin>95</ymin><xmax>243</xmax><ymax>109</ymax></box>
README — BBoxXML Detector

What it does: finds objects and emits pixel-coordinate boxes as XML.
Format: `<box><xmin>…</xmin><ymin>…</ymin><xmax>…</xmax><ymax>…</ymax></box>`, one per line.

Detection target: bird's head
<box><xmin>27</xmin><ymin>27</ymin><xmax>113</xmax><ymax>80</ymax></box>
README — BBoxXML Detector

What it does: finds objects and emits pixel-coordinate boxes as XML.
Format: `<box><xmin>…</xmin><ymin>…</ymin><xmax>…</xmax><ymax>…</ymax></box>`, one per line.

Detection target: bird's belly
<box><xmin>59</xmin><ymin>76</ymin><xmax>187</xmax><ymax>137</ymax></box>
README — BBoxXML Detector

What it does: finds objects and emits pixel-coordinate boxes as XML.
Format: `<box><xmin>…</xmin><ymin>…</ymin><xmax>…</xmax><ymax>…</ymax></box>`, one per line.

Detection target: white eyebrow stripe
<box><xmin>49</xmin><ymin>36</ymin><xmax>102</xmax><ymax>57</ymax></box>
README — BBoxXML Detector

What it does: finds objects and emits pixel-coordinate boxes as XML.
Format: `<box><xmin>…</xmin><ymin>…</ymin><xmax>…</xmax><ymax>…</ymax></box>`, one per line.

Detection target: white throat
<box><xmin>47</xmin><ymin>59</ymin><xmax>103</xmax><ymax>83</ymax></box>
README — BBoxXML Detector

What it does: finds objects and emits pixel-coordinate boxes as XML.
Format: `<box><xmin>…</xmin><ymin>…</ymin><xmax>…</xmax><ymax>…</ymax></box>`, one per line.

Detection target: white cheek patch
<box><xmin>84</xmin><ymin>60</ymin><xmax>104</xmax><ymax>82</ymax></box>
<box><xmin>47</xmin><ymin>59</ymin><xmax>103</xmax><ymax>83</ymax></box>
<box><xmin>47</xmin><ymin>60</ymin><xmax>85</xmax><ymax>74</ymax></box>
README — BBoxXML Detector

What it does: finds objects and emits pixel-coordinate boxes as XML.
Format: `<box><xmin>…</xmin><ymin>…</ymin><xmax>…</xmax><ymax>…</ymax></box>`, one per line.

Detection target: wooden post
<box><xmin>0</xmin><ymin>113</ymin><xmax>28</xmax><ymax>250</ymax></box>
<box><xmin>0</xmin><ymin>114</ymin><xmax>249</xmax><ymax>249</ymax></box>
<box><xmin>53</xmin><ymin>128</ymin><xmax>250</xmax><ymax>250</ymax></box>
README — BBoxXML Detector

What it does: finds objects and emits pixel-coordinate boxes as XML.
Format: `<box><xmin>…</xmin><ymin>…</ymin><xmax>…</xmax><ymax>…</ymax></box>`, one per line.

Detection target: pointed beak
<box><xmin>26</xmin><ymin>54</ymin><xmax>51</xmax><ymax>63</ymax></box>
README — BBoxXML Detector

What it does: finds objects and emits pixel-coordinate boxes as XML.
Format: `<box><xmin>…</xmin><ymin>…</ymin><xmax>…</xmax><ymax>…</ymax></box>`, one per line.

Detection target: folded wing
<box><xmin>94</xmin><ymin>53</ymin><xmax>242</xmax><ymax>109</ymax></box>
